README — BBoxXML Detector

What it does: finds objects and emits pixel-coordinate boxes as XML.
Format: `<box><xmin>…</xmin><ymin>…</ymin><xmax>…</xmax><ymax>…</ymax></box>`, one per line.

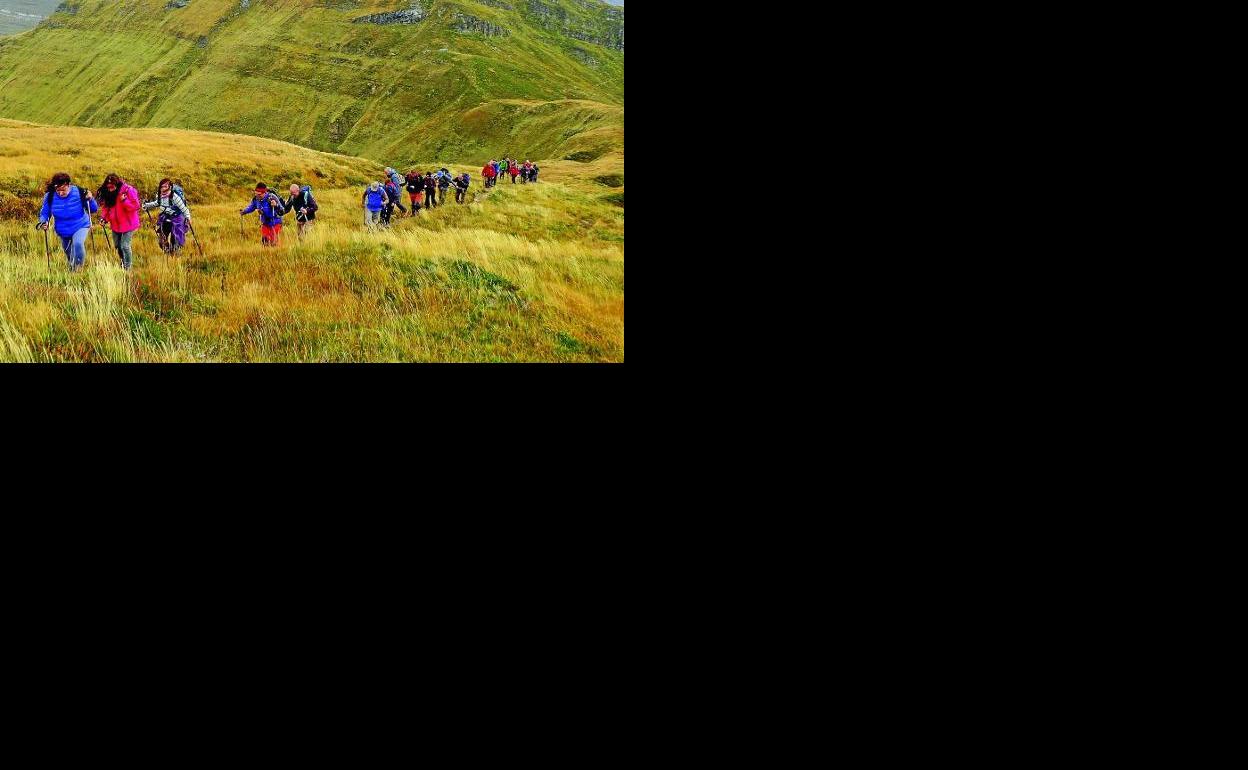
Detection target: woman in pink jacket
<box><xmin>96</xmin><ymin>174</ymin><xmax>142</xmax><ymax>270</ymax></box>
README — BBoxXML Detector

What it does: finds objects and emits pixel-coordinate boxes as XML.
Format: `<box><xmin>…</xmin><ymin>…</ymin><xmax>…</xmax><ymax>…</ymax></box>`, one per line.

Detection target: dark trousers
<box><xmin>456</xmin><ymin>188</ymin><xmax>466</xmax><ymax>203</ymax></box>
<box><xmin>427</xmin><ymin>189</ymin><xmax>437</xmax><ymax>207</ymax></box>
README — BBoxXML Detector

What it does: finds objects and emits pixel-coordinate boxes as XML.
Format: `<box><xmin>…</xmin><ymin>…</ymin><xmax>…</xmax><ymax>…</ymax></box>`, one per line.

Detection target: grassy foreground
<box><xmin>0</xmin><ymin>120</ymin><xmax>624</xmax><ymax>362</ymax></box>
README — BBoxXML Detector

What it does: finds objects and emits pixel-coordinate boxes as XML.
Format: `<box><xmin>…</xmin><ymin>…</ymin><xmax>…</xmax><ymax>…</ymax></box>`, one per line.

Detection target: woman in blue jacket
<box><xmin>38</xmin><ymin>172</ymin><xmax>98</xmax><ymax>272</ymax></box>
<box><xmin>362</xmin><ymin>182</ymin><xmax>386</xmax><ymax>230</ymax></box>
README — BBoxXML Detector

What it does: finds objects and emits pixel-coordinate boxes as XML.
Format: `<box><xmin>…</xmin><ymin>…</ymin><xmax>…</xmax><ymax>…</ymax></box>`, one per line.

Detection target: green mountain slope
<box><xmin>0</xmin><ymin>0</ymin><xmax>623</xmax><ymax>165</ymax></box>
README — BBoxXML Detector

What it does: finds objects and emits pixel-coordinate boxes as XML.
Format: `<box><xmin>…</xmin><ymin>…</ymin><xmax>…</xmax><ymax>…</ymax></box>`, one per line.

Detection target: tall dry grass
<box><xmin>0</xmin><ymin>125</ymin><xmax>623</xmax><ymax>362</ymax></box>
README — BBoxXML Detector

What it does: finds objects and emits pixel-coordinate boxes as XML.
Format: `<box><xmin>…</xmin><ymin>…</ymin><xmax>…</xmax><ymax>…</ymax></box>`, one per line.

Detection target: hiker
<box><xmin>96</xmin><ymin>173</ymin><xmax>141</xmax><ymax>270</ymax></box>
<box><xmin>405</xmin><ymin>170</ymin><xmax>424</xmax><ymax>216</ymax></box>
<box><xmin>509</xmin><ymin>160</ymin><xmax>520</xmax><ymax>184</ymax></box>
<box><xmin>240</xmin><ymin>183</ymin><xmax>285</xmax><ymax>246</ymax></box>
<box><xmin>454</xmin><ymin>172</ymin><xmax>470</xmax><ymax>203</ymax></box>
<box><xmin>381</xmin><ymin>179</ymin><xmax>406</xmax><ymax>226</ymax></box>
<box><xmin>531</xmin><ymin>163</ymin><xmax>539</xmax><ymax>183</ymax></box>
<box><xmin>438</xmin><ymin>168</ymin><xmax>452</xmax><ymax>201</ymax></box>
<box><xmin>482</xmin><ymin>160</ymin><xmax>497</xmax><ymax>188</ymax></box>
<box><xmin>386</xmin><ymin>167</ymin><xmax>404</xmax><ymax>192</ymax></box>
<box><xmin>142</xmin><ymin>178</ymin><xmax>192</xmax><ymax>255</ymax></box>
<box><xmin>423</xmin><ymin>172</ymin><xmax>438</xmax><ymax>208</ymax></box>
<box><xmin>520</xmin><ymin>160</ymin><xmax>530</xmax><ymax>183</ymax></box>
<box><xmin>492</xmin><ymin>160</ymin><xmax>501</xmax><ymax>187</ymax></box>
<box><xmin>37</xmin><ymin>172</ymin><xmax>98</xmax><ymax>272</ymax></box>
<box><xmin>362</xmin><ymin>181</ymin><xmax>386</xmax><ymax>230</ymax></box>
<box><xmin>283</xmin><ymin>183</ymin><xmax>318</xmax><ymax>237</ymax></box>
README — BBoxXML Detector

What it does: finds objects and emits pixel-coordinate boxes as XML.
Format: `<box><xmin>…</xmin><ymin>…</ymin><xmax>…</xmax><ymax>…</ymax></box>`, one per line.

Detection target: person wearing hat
<box><xmin>362</xmin><ymin>181</ymin><xmax>386</xmax><ymax>230</ymax></box>
<box><xmin>240</xmin><ymin>183</ymin><xmax>286</xmax><ymax>246</ymax></box>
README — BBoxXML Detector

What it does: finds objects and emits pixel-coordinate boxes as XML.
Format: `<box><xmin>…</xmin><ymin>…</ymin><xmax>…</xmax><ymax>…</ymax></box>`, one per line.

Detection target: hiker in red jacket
<box><xmin>405</xmin><ymin>170</ymin><xmax>424</xmax><ymax>216</ymax></box>
<box><xmin>482</xmin><ymin>160</ymin><xmax>497</xmax><ymax>188</ymax></box>
<box><xmin>509</xmin><ymin>160</ymin><xmax>520</xmax><ymax>184</ymax></box>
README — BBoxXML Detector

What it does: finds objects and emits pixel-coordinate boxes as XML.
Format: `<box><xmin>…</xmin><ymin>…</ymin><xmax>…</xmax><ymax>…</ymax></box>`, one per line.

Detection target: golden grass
<box><xmin>0</xmin><ymin>124</ymin><xmax>623</xmax><ymax>362</ymax></box>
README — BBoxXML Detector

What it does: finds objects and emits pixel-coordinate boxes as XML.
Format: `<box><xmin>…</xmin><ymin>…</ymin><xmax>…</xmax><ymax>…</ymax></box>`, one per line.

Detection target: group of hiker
<box><xmin>361</xmin><ymin>167</ymin><xmax>470</xmax><ymax>229</ymax></box>
<box><xmin>481</xmin><ymin>158</ymin><xmax>538</xmax><ymax>188</ymax></box>
<box><xmin>34</xmin><ymin>154</ymin><xmax>544</xmax><ymax>269</ymax></box>
<box><xmin>37</xmin><ymin>172</ymin><xmax>195</xmax><ymax>272</ymax></box>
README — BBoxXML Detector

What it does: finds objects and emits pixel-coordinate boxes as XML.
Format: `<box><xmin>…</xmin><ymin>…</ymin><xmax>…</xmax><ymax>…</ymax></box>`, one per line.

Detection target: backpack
<box><xmin>366</xmin><ymin>187</ymin><xmax>385</xmax><ymax>208</ymax></box>
<box><xmin>301</xmin><ymin>185</ymin><xmax>315</xmax><ymax>207</ymax></box>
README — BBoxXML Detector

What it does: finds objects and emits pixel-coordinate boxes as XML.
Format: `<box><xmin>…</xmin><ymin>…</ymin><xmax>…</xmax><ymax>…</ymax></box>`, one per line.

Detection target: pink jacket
<box><xmin>100</xmin><ymin>182</ymin><xmax>141</xmax><ymax>233</ymax></box>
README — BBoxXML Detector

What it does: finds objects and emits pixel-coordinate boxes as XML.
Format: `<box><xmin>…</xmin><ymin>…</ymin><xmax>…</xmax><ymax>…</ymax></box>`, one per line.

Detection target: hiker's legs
<box><xmin>59</xmin><ymin>234</ymin><xmax>74</xmax><ymax>267</ymax></box>
<box><xmin>171</xmin><ymin>216</ymin><xmax>188</xmax><ymax>253</ymax></box>
<box><xmin>158</xmin><ymin>214</ymin><xmax>173</xmax><ymax>252</ymax></box>
<box><xmin>113</xmin><ymin>229</ymin><xmax>134</xmax><ymax>270</ymax></box>
<box><xmin>364</xmin><ymin>209</ymin><xmax>380</xmax><ymax>229</ymax></box>
<box><xmin>72</xmin><ymin>227</ymin><xmax>89</xmax><ymax>268</ymax></box>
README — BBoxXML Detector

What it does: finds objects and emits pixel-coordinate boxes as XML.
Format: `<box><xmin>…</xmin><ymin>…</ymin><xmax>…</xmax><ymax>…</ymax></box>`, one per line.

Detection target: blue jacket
<box><xmin>388</xmin><ymin>170</ymin><xmax>404</xmax><ymax>189</ymax></box>
<box><xmin>242</xmin><ymin>193</ymin><xmax>284</xmax><ymax>226</ymax></box>
<box><xmin>363</xmin><ymin>186</ymin><xmax>386</xmax><ymax>212</ymax></box>
<box><xmin>39</xmin><ymin>186</ymin><xmax>98</xmax><ymax>238</ymax></box>
<box><xmin>437</xmin><ymin>170</ymin><xmax>452</xmax><ymax>187</ymax></box>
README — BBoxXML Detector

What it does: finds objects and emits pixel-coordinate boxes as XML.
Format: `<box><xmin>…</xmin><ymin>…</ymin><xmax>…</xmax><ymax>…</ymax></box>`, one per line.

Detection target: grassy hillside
<box><xmin>0</xmin><ymin>119</ymin><xmax>624</xmax><ymax>361</ymax></box>
<box><xmin>0</xmin><ymin>0</ymin><xmax>623</xmax><ymax>165</ymax></box>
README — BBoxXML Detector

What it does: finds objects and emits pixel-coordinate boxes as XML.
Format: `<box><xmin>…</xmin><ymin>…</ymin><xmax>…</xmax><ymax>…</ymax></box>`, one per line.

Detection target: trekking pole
<box><xmin>145</xmin><ymin>208</ymin><xmax>156</xmax><ymax>258</ymax></box>
<box><xmin>41</xmin><ymin>224</ymin><xmax>50</xmax><ymax>273</ymax></box>
<box><xmin>188</xmin><ymin>220</ymin><xmax>205</xmax><ymax>259</ymax></box>
<box><xmin>239</xmin><ymin>214</ymin><xmax>245</xmax><ymax>241</ymax></box>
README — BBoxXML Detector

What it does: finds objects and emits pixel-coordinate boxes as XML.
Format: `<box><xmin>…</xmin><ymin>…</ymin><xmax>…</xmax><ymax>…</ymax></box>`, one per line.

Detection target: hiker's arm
<box><xmin>119</xmin><ymin>189</ymin><xmax>139</xmax><ymax>213</ymax></box>
<box><xmin>39</xmin><ymin>195</ymin><xmax>51</xmax><ymax>224</ymax></box>
<box><xmin>174</xmin><ymin>195</ymin><xmax>191</xmax><ymax>220</ymax></box>
<box><xmin>306</xmin><ymin>197</ymin><xmax>318</xmax><ymax>214</ymax></box>
<box><xmin>87</xmin><ymin>196</ymin><xmax>98</xmax><ymax>214</ymax></box>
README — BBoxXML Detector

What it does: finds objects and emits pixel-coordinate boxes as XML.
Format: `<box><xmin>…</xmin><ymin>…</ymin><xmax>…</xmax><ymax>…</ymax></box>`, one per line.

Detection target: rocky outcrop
<box><xmin>525</xmin><ymin>0</ymin><xmax>623</xmax><ymax>51</ymax></box>
<box><xmin>166</xmin><ymin>0</ymin><xmax>190</xmax><ymax>9</ymax></box>
<box><xmin>452</xmin><ymin>13</ymin><xmax>508</xmax><ymax>37</ymax></box>
<box><xmin>475</xmin><ymin>0</ymin><xmax>514</xmax><ymax>9</ymax></box>
<box><xmin>353</xmin><ymin>4</ymin><xmax>425</xmax><ymax>25</ymax></box>
<box><xmin>570</xmin><ymin>47</ymin><xmax>598</xmax><ymax>67</ymax></box>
